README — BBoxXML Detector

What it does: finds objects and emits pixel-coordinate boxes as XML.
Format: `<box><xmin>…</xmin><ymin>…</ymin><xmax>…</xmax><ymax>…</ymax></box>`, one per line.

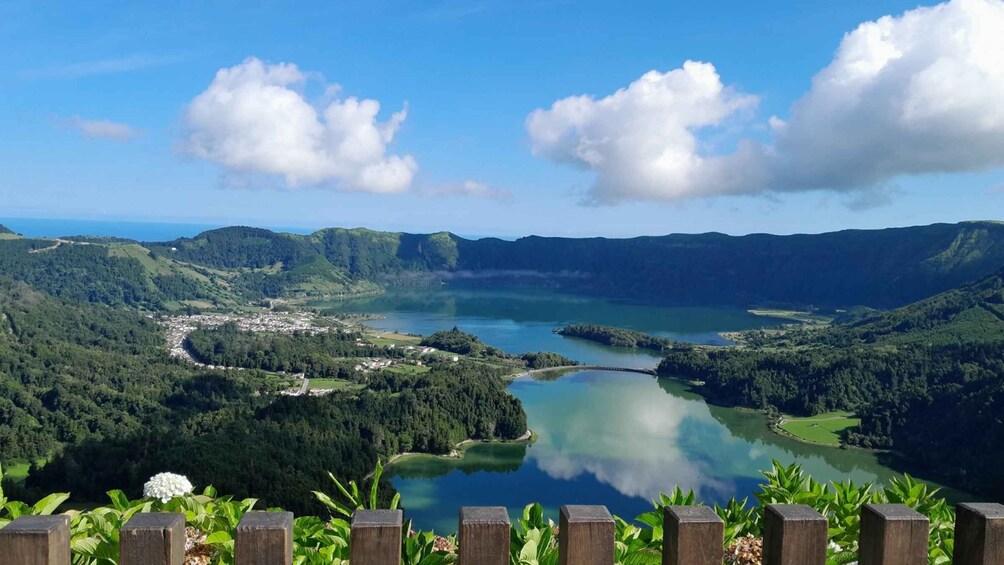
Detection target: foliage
<box><xmin>556</xmin><ymin>324</ymin><xmax>676</xmax><ymax>352</ymax></box>
<box><xmin>184</xmin><ymin>323</ymin><xmax>378</xmax><ymax>378</ymax></box>
<box><xmin>151</xmin><ymin>221</ymin><xmax>1004</xmax><ymax>309</ymax></box>
<box><xmin>2</xmin><ymin>461</ymin><xmax>962</xmax><ymax>565</ymax></box>
<box><xmin>658</xmin><ymin>267</ymin><xmax>1004</xmax><ymax>498</ymax></box>
<box><xmin>420</xmin><ymin>327</ymin><xmax>510</xmax><ymax>360</ymax></box>
<box><xmin>520</xmin><ymin>352</ymin><xmax>579</xmax><ymax>370</ymax></box>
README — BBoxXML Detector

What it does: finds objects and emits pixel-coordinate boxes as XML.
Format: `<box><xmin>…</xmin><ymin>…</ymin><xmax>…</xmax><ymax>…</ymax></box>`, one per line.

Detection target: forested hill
<box><xmin>658</xmin><ymin>268</ymin><xmax>1004</xmax><ymax>498</ymax></box>
<box><xmin>149</xmin><ymin>221</ymin><xmax>1004</xmax><ymax>308</ymax></box>
<box><xmin>0</xmin><ymin>224</ymin><xmax>14</xmax><ymax>235</ymax></box>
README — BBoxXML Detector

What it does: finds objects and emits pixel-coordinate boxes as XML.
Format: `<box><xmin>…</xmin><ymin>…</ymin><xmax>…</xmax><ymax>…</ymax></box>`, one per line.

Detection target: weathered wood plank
<box><xmin>663</xmin><ymin>505</ymin><xmax>724</xmax><ymax>565</ymax></box>
<box><xmin>350</xmin><ymin>509</ymin><xmax>403</xmax><ymax>565</ymax></box>
<box><xmin>954</xmin><ymin>503</ymin><xmax>1004</xmax><ymax>565</ymax></box>
<box><xmin>120</xmin><ymin>513</ymin><xmax>186</xmax><ymax>565</ymax></box>
<box><xmin>762</xmin><ymin>504</ymin><xmax>826</xmax><ymax>565</ymax></box>
<box><xmin>235</xmin><ymin>511</ymin><xmax>293</xmax><ymax>565</ymax></box>
<box><xmin>459</xmin><ymin>506</ymin><xmax>510</xmax><ymax>565</ymax></box>
<box><xmin>559</xmin><ymin>505</ymin><xmax>614</xmax><ymax>565</ymax></box>
<box><xmin>0</xmin><ymin>515</ymin><xmax>70</xmax><ymax>565</ymax></box>
<box><xmin>858</xmin><ymin>503</ymin><xmax>928</xmax><ymax>565</ymax></box>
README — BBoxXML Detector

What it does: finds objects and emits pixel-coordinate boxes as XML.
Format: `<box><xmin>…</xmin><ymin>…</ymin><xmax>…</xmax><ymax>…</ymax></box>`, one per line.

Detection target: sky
<box><xmin>1</xmin><ymin>0</ymin><xmax>1003</xmax><ymax>238</ymax></box>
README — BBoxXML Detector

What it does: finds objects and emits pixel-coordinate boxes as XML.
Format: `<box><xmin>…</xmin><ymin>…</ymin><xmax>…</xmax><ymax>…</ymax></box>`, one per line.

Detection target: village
<box><xmin>157</xmin><ymin>311</ymin><xmax>456</xmax><ymax>397</ymax></box>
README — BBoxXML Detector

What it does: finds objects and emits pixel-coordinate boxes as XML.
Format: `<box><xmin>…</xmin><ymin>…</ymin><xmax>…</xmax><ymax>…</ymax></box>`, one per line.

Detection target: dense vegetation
<box><xmin>520</xmin><ymin>351</ymin><xmax>579</xmax><ymax>369</ymax></box>
<box><xmin>420</xmin><ymin>327</ymin><xmax>510</xmax><ymax>359</ymax></box>
<box><xmin>149</xmin><ymin>221</ymin><xmax>1004</xmax><ymax>308</ymax></box>
<box><xmin>0</xmin><ymin>224</ymin><xmax>14</xmax><ymax>235</ymax></box>
<box><xmin>557</xmin><ymin>324</ymin><xmax>676</xmax><ymax>352</ymax></box>
<box><xmin>185</xmin><ymin>323</ymin><xmax>397</xmax><ymax>378</ymax></box>
<box><xmin>419</xmin><ymin>327</ymin><xmax>578</xmax><ymax>369</ymax></box>
<box><xmin>5</xmin><ymin>221</ymin><xmax>1004</xmax><ymax>310</ymax></box>
<box><xmin>0</xmin><ymin>278</ymin><xmax>238</xmax><ymax>461</ymax></box>
<box><xmin>24</xmin><ymin>359</ymin><xmax>526</xmax><ymax>513</ymax></box>
<box><xmin>1</xmin><ymin>461</ymin><xmax>958</xmax><ymax>565</ymax></box>
<box><xmin>658</xmin><ymin>267</ymin><xmax>1004</xmax><ymax>499</ymax></box>
<box><xmin>0</xmin><ymin>279</ymin><xmax>526</xmax><ymax>513</ymax></box>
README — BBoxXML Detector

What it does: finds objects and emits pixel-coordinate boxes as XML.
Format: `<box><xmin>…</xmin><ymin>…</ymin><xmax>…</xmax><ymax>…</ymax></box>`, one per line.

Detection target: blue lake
<box><xmin>321</xmin><ymin>288</ymin><xmax>958</xmax><ymax>533</ymax></box>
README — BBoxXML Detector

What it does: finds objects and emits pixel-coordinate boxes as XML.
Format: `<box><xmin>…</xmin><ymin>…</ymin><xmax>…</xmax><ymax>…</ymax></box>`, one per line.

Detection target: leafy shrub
<box><xmin>1</xmin><ymin>461</ymin><xmax>958</xmax><ymax>565</ymax></box>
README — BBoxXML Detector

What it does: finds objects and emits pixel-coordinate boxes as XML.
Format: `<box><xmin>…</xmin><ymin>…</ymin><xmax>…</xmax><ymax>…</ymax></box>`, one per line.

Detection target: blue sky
<box><xmin>1</xmin><ymin>0</ymin><xmax>1002</xmax><ymax>237</ymax></box>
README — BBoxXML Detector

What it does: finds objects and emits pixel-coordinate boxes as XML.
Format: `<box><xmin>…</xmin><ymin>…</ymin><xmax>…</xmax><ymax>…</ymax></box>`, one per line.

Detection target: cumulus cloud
<box><xmin>182</xmin><ymin>57</ymin><xmax>416</xmax><ymax>193</ymax></box>
<box><xmin>526</xmin><ymin>62</ymin><xmax>763</xmax><ymax>203</ymax></box>
<box><xmin>527</xmin><ymin>0</ymin><xmax>1004</xmax><ymax>204</ymax></box>
<box><xmin>771</xmin><ymin>0</ymin><xmax>1004</xmax><ymax>190</ymax></box>
<box><xmin>424</xmin><ymin>179</ymin><xmax>511</xmax><ymax>199</ymax></box>
<box><xmin>61</xmin><ymin>116</ymin><xmax>143</xmax><ymax>141</ymax></box>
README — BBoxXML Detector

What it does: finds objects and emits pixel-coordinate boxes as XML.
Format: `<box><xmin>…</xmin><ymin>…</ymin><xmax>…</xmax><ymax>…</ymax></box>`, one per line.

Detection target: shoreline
<box><xmin>384</xmin><ymin>428</ymin><xmax>537</xmax><ymax>468</ymax></box>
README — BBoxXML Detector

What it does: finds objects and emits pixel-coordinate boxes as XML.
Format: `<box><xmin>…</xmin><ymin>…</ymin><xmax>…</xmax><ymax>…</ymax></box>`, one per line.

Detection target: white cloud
<box><xmin>182</xmin><ymin>57</ymin><xmax>417</xmax><ymax>193</ymax></box>
<box><xmin>771</xmin><ymin>0</ymin><xmax>1004</xmax><ymax>191</ymax></box>
<box><xmin>526</xmin><ymin>62</ymin><xmax>763</xmax><ymax>203</ymax></box>
<box><xmin>425</xmin><ymin>180</ymin><xmax>511</xmax><ymax>199</ymax></box>
<box><xmin>62</xmin><ymin>116</ymin><xmax>142</xmax><ymax>141</ymax></box>
<box><xmin>527</xmin><ymin>0</ymin><xmax>1004</xmax><ymax>204</ymax></box>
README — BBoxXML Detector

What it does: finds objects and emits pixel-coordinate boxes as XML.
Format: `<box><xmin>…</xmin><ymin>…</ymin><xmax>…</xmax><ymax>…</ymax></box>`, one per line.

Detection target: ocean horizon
<box><xmin>0</xmin><ymin>217</ymin><xmax>506</xmax><ymax>242</ymax></box>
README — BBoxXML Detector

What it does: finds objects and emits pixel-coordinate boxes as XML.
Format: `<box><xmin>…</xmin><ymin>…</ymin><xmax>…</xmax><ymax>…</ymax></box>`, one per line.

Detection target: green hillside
<box><xmin>658</xmin><ymin>268</ymin><xmax>1004</xmax><ymax>498</ymax></box>
<box><xmin>8</xmin><ymin>221</ymin><xmax>1002</xmax><ymax>311</ymax></box>
<box><xmin>149</xmin><ymin>221</ymin><xmax>1004</xmax><ymax>308</ymax></box>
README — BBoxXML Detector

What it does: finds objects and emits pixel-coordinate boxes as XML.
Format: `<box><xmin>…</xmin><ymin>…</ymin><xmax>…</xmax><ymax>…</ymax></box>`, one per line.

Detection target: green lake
<box><xmin>321</xmin><ymin>288</ymin><xmax>960</xmax><ymax>533</ymax></box>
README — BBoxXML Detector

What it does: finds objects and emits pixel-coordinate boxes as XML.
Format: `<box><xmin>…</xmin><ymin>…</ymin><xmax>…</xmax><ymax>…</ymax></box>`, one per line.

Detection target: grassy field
<box><xmin>748</xmin><ymin>309</ymin><xmax>834</xmax><ymax>324</ymax></box>
<box><xmin>368</xmin><ymin>332</ymin><xmax>422</xmax><ymax>346</ymax></box>
<box><xmin>3</xmin><ymin>458</ymin><xmax>47</xmax><ymax>483</ymax></box>
<box><xmin>384</xmin><ymin>363</ymin><xmax>430</xmax><ymax>375</ymax></box>
<box><xmin>308</xmin><ymin>378</ymin><xmax>364</xmax><ymax>392</ymax></box>
<box><xmin>778</xmin><ymin>411</ymin><xmax>860</xmax><ymax>446</ymax></box>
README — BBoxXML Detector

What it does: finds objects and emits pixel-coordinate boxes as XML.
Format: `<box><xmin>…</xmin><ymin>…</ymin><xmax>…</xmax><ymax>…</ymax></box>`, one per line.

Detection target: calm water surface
<box><xmin>322</xmin><ymin>288</ymin><xmax>956</xmax><ymax>533</ymax></box>
<box><xmin>321</xmin><ymin>288</ymin><xmax>781</xmax><ymax>368</ymax></box>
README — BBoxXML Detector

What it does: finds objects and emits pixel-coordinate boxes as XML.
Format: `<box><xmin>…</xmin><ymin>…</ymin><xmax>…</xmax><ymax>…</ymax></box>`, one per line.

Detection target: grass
<box><xmin>384</xmin><ymin>363</ymin><xmax>430</xmax><ymax>375</ymax></box>
<box><xmin>308</xmin><ymin>379</ymin><xmax>364</xmax><ymax>392</ymax></box>
<box><xmin>3</xmin><ymin>458</ymin><xmax>47</xmax><ymax>483</ymax></box>
<box><xmin>368</xmin><ymin>332</ymin><xmax>422</xmax><ymax>346</ymax></box>
<box><xmin>778</xmin><ymin>411</ymin><xmax>860</xmax><ymax>446</ymax></box>
<box><xmin>748</xmin><ymin>309</ymin><xmax>834</xmax><ymax>324</ymax></box>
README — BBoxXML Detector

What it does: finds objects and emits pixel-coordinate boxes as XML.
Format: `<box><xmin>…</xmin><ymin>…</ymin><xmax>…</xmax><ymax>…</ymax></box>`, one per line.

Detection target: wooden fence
<box><xmin>1</xmin><ymin>502</ymin><xmax>1002</xmax><ymax>565</ymax></box>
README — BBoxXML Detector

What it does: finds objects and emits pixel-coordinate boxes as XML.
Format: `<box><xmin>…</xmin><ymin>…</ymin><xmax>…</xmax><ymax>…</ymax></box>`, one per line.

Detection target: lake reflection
<box><xmin>389</xmin><ymin>371</ymin><xmax>939</xmax><ymax>533</ymax></box>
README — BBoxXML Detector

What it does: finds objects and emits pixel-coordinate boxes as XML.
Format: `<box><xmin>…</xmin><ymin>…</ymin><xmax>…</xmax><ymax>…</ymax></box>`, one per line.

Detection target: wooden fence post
<box><xmin>663</xmin><ymin>506</ymin><xmax>723</xmax><ymax>565</ymax></box>
<box><xmin>235</xmin><ymin>511</ymin><xmax>293</xmax><ymax>565</ymax></box>
<box><xmin>559</xmin><ymin>505</ymin><xmax>614</xmax><ymax>565</ymax></box>
<box><xmin>350</xmin><ymin>509</ymin><xmax>402</xmax><ymax>565</ymax></box>
<box><xmin>459</xmin><ymin>506</ymin><xmax>510</xmax><ymax>565</ymax></box>
<box><xmin>858</xmin><ymin>503</ymin><xmax>928</xmax><ymax>565</ymax></box>
<box><xmin>120</xmin><ymin>513</ymin><xmax>186</xmax><ymax>565</ymax></box>
<box><xmin>953</xmin><ymin>503</ymin><xmax>1004</xmax><ymax>565</ymax></box>
<box><xmin>0</xmin><ymin>515</ymin><xmax>70</xmax><ymax>565</ymax></box>
<box><xmin>762</xmin><ymin>504</ymin><xmax>826</xmax><ymax>565</ymax></box>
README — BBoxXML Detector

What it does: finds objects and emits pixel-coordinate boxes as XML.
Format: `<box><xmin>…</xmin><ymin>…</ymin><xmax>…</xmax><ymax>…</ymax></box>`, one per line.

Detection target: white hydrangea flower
<box><xmin>828</xmin><ymin>541</ymin><xmax>843</xmax><ymax>554</ymax></box>
<box><xmin>143</xmin><ymin>472</ymin><xmax>194</xmax><ymax>503</ymax></box>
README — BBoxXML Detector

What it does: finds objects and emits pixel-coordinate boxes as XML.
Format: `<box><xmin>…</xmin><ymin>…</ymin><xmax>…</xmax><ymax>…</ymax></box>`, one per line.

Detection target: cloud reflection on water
<box><xmin>518</xmin><ymin>372</ymin><xmax>736</xmax><ymax>502</ymax></box>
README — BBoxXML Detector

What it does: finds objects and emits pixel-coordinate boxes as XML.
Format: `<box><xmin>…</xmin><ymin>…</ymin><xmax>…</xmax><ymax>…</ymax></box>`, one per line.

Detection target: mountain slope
<box><xmin>149</xmin><ymin>221</ymin><xmax>1004</xmax><ymax>308</ymax></box>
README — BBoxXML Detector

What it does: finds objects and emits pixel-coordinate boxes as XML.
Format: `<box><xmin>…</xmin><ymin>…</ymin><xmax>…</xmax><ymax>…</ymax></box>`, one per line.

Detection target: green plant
<box><xmin>511</xmin><ymin>504</ymin><xmax>558</xmax><ymax>565</ymax></box>
<box><xmin>0</xmin><ymin>463</ymin><xmax>70</xmax><ymax>529</ymax></box>
<box><xmin>0</xmin><ymin>461</ymin><xmax>963</xmax><ymax>565</ymax></box>
<box><xmin>313</xmin><ymin>459</ymin><xmax>400</xmax><ymax>519</ymax></box>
